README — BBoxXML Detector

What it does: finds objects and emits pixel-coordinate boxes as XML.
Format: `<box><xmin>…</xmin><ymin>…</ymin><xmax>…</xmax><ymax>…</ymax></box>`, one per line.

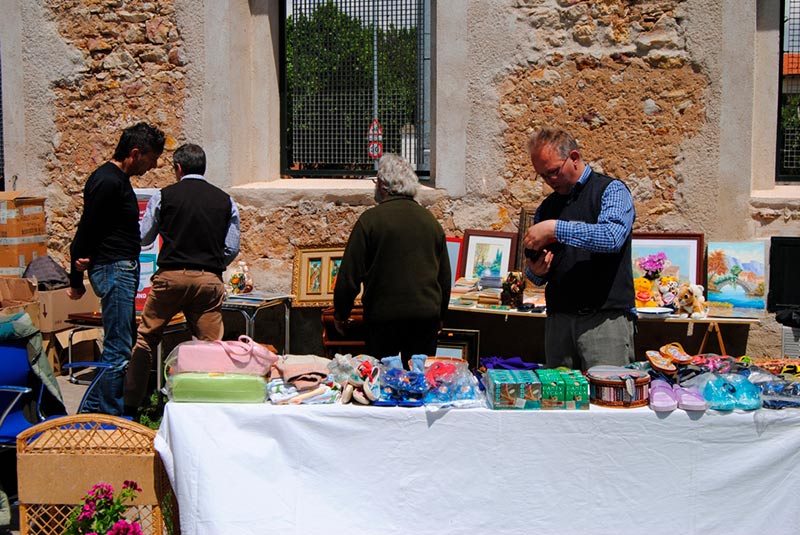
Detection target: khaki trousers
<box><xmin>124</xmin><ymin>269</ymin><xmax>225</xmax><ymax>407</ymax></box>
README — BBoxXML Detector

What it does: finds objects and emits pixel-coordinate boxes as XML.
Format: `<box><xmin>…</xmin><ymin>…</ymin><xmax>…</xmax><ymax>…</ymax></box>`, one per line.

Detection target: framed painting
<box><xmin>516</xmin><ymin>206</ymin><xmax>537</xmax><ymax>271</ymax></box>
<box><xmin>434</xmin><ymin>328</ymin><xmax>480</xmax><ymax>369</ymax></box>
<box><xmin>631</xmin><ymin>232</ymin><xmax>704</xmax><ymax>286</ymax></box>
<box><xmin>446</xmin><ymin>237</ymin><xmax>463</xmax><ymax>286</ymax></box>
<box><xmin>292</xmin><ymin>245</ymin><xmax>347</xmax><ymax>307</ymax></box>
<box><xmin>706</xmin><ymin>241</ymin><xmax>766</xmax><ymax>314</ymax></box>
<box><xmin>459</xmin><ymin>229</ymin><xmax>518</xmax><ymax>280</ymax></box>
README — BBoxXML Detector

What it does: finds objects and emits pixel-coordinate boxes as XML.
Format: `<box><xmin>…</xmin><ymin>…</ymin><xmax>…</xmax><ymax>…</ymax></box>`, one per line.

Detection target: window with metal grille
<box><xmin>779</xmin><ymin>0</ymin><xmax>800</xmax><ymax>182</ymax></box>
<box><xmin>281</xmin><ymin>0</ymin><xmax>430</xmax><ymax>179</ymax></box>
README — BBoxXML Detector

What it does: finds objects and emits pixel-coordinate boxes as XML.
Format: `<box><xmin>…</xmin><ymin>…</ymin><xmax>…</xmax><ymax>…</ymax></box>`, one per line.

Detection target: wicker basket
<box><xmin>16</xmin><ymin>414</ymin><xmax>179</xmax><ymax>535</ymax></box>
<box><xmin>586</xmin><ymin>366</ymin><xmax>651</xmax><ymax>408</ymax></box>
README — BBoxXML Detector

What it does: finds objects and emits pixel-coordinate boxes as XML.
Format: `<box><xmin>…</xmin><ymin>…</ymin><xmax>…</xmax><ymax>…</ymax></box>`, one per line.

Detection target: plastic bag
<box><xmin>423</xmin><ymin>358</ymin><xmax>483</xmax><ymax>408</ymax></box>
<box><xmin>685</xmin><ymin>372</ymin><xmax>761</xmax><ymax>411</ymax></box>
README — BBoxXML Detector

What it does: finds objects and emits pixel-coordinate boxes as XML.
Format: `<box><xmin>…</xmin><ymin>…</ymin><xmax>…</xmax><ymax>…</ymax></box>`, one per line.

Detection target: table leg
<box><xmin>284</xmin><ymin>301</ymin><xmax>291</xmax><ymax>354</ymax></box>
<box><xmin>68</xmin><ymin>326</ymin><xmax>95</xmax><ymax>385</ymax></box>
<box><xmin>698</xmin><ymin>321</ymin><xmax>726</xmax><ymax>355</ymax></box>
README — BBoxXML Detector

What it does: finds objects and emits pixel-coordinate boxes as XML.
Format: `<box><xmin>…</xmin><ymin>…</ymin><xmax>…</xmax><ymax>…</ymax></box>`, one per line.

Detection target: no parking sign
<box><xmin>367</xmin><ymin>119</ymin><xmax>383</xmax><ymax>159</ymax></box>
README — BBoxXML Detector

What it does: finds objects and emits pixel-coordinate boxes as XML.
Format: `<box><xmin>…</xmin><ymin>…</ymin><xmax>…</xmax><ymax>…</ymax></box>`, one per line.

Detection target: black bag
<box><xmin>23</xmin><ymin>255</ymin><xmax>70</xmax><ymax>291</ymax></box>
<box><xmin>776</xmin><ymin>309</ymin><xmax>800</xmax><ymax>328</ymax></box>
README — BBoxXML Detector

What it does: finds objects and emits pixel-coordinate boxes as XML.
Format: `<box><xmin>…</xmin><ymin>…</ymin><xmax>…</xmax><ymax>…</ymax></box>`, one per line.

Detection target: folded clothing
<box><xmin>272</xmin><ymin>354</ymin><xmax>332</xmax><ymax>390</ymax></box>
<box><xmin>267</xmin><ymin>378</ymin><xmax>339</xmax><ymax>405</ymax></box>
<box><xmin>480</xmin><ymin>356</ymin><xmax>541</xmax><ymax>371</ymax></box>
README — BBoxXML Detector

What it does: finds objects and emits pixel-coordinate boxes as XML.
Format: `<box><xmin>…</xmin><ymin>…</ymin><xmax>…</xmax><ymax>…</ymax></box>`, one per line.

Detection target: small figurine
<box><xmin>229</xmin><ymin>260</ymin><xmax>254</xmax><ymax>294</ymax></box>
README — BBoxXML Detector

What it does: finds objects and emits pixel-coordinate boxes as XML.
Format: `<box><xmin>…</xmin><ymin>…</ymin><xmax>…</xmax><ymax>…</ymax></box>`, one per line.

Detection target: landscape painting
<box><xmin>706</xmin><ymin>241</ymin><xmax>766</xmax><ymax>316</ymax></box>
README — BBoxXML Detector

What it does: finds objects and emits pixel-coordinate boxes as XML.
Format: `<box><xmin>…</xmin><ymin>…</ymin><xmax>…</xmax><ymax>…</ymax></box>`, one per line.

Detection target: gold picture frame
<box><xmin>292</xmin><ymin>245</ymin><xmax>347</xmax><ymax>307</ymax></box>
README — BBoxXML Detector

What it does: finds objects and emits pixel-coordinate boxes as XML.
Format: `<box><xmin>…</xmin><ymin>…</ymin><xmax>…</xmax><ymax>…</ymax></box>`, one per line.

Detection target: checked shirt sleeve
<box><xmin>554</xmin><ymin>180</ymin><xmax>635</xmax><ymax>253</ymax></box>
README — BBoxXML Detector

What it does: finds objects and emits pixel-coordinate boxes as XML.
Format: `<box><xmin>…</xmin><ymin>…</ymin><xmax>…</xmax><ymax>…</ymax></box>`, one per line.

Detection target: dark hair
<box><xmin>112</xmin><ymin>122</ymin><xmax>166</xmax><ymax>161</ymax></box>
<box><xmin>172</xmin><ymin>143</ymin><xmax>206</xmax><ymax>175</ymax></box>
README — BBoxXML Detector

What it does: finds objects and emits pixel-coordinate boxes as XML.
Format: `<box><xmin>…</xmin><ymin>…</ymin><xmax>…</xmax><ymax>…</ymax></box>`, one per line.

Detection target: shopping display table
<box><xmin>447</xmin><ymin>303</ymin><xmax>760</xmax><ymax>356</ymax></box>
<box><xmin>155</xmin><ymin>402</ymin><xmax>800</xmax><ymax>535</ymax></box>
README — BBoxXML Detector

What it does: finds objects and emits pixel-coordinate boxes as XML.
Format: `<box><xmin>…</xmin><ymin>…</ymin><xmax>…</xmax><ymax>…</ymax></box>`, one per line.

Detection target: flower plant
<box><xmin>637</xmin><ymin>252</ymin><xmax>667</xmax><ymax>280</ymax></box>
<box><xmin>64</xmin><ymin>480</ymin><xmax>143</xmax><ymax>535</ymax></box>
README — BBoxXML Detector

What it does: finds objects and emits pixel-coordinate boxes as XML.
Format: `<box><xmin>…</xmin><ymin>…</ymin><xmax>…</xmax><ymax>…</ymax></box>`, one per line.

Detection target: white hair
<box><xmin>377</xmin><ymin>153</ymin><xmax>419</xmax><ymax>197</ymax></box>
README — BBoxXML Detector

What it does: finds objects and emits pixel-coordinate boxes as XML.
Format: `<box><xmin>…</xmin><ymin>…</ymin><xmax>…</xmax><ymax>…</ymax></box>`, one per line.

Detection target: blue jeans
<box><xmin>81</xmin><ymin>259</ymin><xmax>139</xmax><ymax>416</ymax></box>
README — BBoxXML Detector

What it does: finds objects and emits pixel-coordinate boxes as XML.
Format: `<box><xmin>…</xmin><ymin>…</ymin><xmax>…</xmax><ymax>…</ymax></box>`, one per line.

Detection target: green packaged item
<box><xmin>168</xmin><ymin>372</ymin><xmax>267</xmax><ymax>403</ymax></box>
<box><xmin>536</xmin><ymin>369</ymin><xmax>566</xmax><ymax>410</ymax></box>
<box><xmin>562</xmin><ymin>370</ymin><xmax>590</xmax><ymax>410</ymax></box>
<box><xmin>485</xmin><ymin>369</ymin><xmax>541</xmax><ymax>410</ymax></box>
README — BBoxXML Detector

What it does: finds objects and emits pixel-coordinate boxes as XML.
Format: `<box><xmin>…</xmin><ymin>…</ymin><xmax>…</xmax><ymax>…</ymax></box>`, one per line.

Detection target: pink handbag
<box><xmin>166</xmin><ymin>335</ymin><xmax>278</xmax><ymax>376</ymax></box>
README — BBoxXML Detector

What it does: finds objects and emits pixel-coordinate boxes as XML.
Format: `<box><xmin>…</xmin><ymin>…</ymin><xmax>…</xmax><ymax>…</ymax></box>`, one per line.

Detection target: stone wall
<box><xmin>42</xmin><ymin>0</ymin><xmax>186</xmax><ymax>263</ymax></box>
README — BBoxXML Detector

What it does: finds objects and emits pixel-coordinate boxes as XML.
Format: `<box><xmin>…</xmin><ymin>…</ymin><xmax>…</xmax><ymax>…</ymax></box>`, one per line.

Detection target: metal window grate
<box><xmin>283</xmin><ymin>0</ymin><xmax>429</xmax><ymax>178</ymax></box>
<box><xmin>778</xmin><ymin>0</ymin><xmax>800</xmax><ymax>181</ymax></box>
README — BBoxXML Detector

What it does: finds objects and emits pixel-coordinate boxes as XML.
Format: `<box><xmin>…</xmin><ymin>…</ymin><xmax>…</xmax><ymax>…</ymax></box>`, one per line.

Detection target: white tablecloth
<box><xmin>155</xmin><ymin>402</ymin><xmax>800</xmax><ymax>535</ymax></box>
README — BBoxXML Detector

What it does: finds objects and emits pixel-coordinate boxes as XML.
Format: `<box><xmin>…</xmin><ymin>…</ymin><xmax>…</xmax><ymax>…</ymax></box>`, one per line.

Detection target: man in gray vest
<box><xmin>124</xmin><ymin>143</ymin><xmax>240</xmax><ymax>412</ymax></box>
<box><xmin>523</xmin><ymin>127</ymin><xmax>636</xmax><ymax>371</ymax></box>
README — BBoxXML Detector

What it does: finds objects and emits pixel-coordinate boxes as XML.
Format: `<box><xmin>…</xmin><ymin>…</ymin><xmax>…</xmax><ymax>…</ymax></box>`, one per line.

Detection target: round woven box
<box><xmin>586</xmin><ymin>366</ymin><xmax>651</xmax><ymax>408</ymax></box>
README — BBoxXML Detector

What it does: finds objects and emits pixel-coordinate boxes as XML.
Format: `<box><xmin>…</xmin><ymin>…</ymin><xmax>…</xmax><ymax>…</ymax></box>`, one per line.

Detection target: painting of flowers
<box><xmin>631</xmin><ymin>233</ymin><xmax>704</xmax><ymax>286</ymax></box>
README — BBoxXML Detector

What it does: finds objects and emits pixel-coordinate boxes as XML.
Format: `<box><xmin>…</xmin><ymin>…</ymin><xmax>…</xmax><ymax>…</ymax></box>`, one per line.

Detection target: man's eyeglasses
<box><xmin>537</xmin><ymin>156</ymin><xmax>569</xmax><ymax>181</ymax></box>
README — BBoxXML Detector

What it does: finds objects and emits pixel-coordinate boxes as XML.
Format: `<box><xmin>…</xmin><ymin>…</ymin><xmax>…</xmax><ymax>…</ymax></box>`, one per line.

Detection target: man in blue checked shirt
<box><xmin>522</xmin><ymin>127</ymin><xmax>636</xmax><ymax>371</ymax></box>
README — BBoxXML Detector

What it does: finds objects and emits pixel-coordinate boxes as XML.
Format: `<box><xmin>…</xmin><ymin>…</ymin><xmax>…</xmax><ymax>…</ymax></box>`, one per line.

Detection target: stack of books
<box><xmin>452</xmin><ymin>277</ymin><xmax>479</xmax><ymax>295</ymax></box>
<box><xmin>477</xmin><ymin>287</ymin><xmax>503</xmax><ymax>305</ymax></box>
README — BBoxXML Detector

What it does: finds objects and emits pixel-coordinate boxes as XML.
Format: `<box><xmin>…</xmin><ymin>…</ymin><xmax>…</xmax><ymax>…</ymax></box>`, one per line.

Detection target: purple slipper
<box><xmin>649</xmin><ymin>379</ymin><xmax>678</xmax><ymax>412</ymax></box>
<box><xmin>673</xmin><ymin>384</ymin><xmax>707</xmax><ymax>412</ymax></box>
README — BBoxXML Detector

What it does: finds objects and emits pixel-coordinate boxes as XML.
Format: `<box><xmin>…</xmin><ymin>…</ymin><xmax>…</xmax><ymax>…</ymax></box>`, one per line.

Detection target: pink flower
<box><xmin>108</xmin><ymin>519</ymin><xmax>143</xmax><ymax>535</ymax></box>
<box><xmin>64</xmin><ymin>481</ymin><xmax>143</xmax><ymax>535</ymax></box>
<box><xmin>122</xmin><ymin>480</ymin><xmax>142</xmax><ymax>493</ymax></box>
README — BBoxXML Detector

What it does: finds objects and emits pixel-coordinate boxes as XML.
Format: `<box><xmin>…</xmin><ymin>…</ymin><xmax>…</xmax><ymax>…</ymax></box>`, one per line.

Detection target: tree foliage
<box><xmin>286</xmin><ymin>1</ymin><xmax>419</xmax><ymax>171</ymax></box>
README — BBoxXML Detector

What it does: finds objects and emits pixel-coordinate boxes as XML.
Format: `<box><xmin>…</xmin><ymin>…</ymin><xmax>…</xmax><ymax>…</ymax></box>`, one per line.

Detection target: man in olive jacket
<box><xmin>334</xmin><ymin>154</ymin><xmax>451</xmax><ymax>368</ymax></box>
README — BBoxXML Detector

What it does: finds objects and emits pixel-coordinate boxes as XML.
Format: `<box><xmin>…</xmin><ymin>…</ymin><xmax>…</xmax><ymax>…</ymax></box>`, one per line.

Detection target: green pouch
<box><xmin>168</xmin><ymin>372</ymin><xmax>267</xmax><ymax>403</ymax></box>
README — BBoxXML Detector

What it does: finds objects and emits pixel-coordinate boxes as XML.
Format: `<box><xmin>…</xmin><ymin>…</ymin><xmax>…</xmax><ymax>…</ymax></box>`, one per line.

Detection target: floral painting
<box><xmin>706</xmin><ymin>241</ymin><xmax>766</xmax><ymax>312</ymax></box>
<box><xmin>631</xmin><ymin>233</ymin><xmax>704</xmax><ymax>286</ymax></box>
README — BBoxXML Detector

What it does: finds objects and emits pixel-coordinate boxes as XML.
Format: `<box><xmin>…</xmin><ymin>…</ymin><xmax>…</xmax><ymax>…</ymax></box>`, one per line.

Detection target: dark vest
<box><xmin>538</xmin><ymin>171</ymin><xmax>634</xmax><ymax>313</ymax></box>
<box><xmin>157</xmin><ymin>178</ymin><xmax>232</xmax><ymax>274</ymax></box>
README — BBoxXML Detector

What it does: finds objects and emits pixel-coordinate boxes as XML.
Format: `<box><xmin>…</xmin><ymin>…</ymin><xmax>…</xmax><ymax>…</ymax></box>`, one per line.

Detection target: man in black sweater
<box><xmin>333</xmin><ymin>153</ymin><xmax>451</xmax><ymax>368</ymax></box>
<box><xmin>68</xmin><ymin>122</ymin><xmax>165</xmax><ymax>416</ymax></box>
<box><xmin>124</xmin><ymin>143</ymin><xmax>240</xmax><ymax>411</ymax></box>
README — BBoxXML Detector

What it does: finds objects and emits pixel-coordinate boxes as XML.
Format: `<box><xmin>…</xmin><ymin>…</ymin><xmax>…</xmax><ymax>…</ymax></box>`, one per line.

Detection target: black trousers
<box><xmin>366</xmin><ymin>318</ymin><xmax>440</xmax><ymax>368</ymax></box>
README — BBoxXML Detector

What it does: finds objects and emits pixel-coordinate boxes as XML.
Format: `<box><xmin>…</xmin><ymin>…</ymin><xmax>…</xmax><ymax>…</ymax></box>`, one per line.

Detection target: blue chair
<box><xmin>0</xmin><ymin>339</ymin><xmax>58</xmax><ymax>450</ymax></box>
<box><xmin>0</xmin><ymin>339</ymin><xmax>111</xmax><ymax>449</ymax></box>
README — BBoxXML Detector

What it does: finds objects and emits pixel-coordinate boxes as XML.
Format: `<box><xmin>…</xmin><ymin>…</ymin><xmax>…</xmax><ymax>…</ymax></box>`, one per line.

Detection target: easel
<box><xmin>697</xmin><ymin>321</ymin><xmax>726</xmax><ymax>355</ymax></box>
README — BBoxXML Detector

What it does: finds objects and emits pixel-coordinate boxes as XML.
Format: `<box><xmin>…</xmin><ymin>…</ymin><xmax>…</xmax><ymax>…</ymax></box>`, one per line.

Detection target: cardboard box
<box><xmin>485</xmin><ymin>369</ymin><xmax>541</xmax><ymax>410</ymax></box>
<box><xmin>0</xmin><ymin>277</ymin><xmax>40</xmax><ymax>329</ymax></box>
<box><xmin>562</xmin><ymin>371</ymin><xmax>590</xmax><ymax>410</ymax></box>
<box><xmin>0</xmin><ymin>192</ymin><xmax>47</xmax><ymax>277</ymax></box>
<box><xmin>37</xmin><ymin>287</ymin><xmax>101</xmax><ymax>333</ymax></box>
<box><xmin>43</xmin><ymin>327</ymin><xmax>102</xmax><ymax>374</ymax></box>
<box><xmin>536</xmin><ymin>369</ymin><xmax>566</xmax><ymax>410</ymax></box>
